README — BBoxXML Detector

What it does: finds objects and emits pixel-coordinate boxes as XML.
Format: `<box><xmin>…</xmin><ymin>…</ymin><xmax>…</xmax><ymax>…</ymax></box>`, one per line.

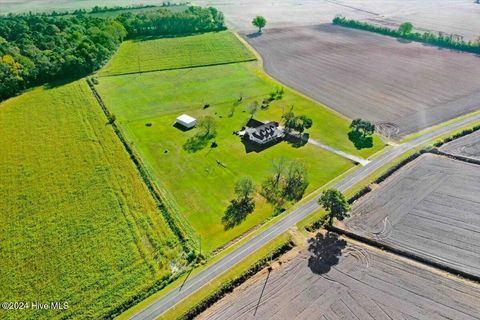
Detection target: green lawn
<box><xmin>95</xmin><ymin>60</ymin><xmax>384</xmax><ymax>251</ymax></box>
<box><xmin>0</xmin><ymin>80</ymin><xmax>184</xmax><ymax>319</ymax></box>
<box><xmin>98</xmin><ymin>31</ymin><xmax>256</xmax><ymax>77</ymax></box>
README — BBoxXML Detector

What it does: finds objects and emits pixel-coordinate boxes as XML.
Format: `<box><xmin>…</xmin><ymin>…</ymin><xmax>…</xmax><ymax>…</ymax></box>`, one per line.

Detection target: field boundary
<box><xmin>326</xmin><ymin>226</ymin><xmax>480</xmax><ymax>283</ymax></box>
<box><xmin>97</xmin><ymin>58</ymin><xmax>257</xmax><ymax>78</ymax></box>
<box><xmin>86</xmin><ymin>78</ymin><xmax>198</xmax><ymax>251</ymax></box>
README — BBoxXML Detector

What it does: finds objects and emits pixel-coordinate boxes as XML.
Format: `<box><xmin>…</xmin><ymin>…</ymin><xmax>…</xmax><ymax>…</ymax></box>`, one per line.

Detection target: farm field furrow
<box><xmin>199</xmin><ymin>237</ymin><xmax>480</xmax><ymax>320</ymax></box>
<box><xmin>244</xmin><ymin>24</ymin><xmax>480</xmax><ymax>138</ymax></box>
<box><xmin>344</xmin><ymin>154</ymin><xmax>480</xmax><ymax>278</ymax></box>
<box><xmin>0</xmin><ymin>80</ymin><xmax>184</xmax><ymax>319</ymax></box>
<box><xmin>440</xmin><ymin>130</ymin><xmax>480</xmax><ymax>161</ymax></box>
<box><xmin>99</xmin><ymin>31</ymin><xmax>256</xmax><ymax>76</ymax></box>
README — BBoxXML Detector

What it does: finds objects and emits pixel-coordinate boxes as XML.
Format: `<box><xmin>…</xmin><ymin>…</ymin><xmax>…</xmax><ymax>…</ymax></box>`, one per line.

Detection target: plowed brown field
<box><xmin>344</xmin><ymin>154</ymin><xmax>480</xmax><ymax>277</ymax></box>
<box><xmin>245</xmin><ymin>25</ymin><xmax>480</xmax><ymax>138</ymax></box>
<box><xmin>199</xmin><ymin>235</ymin><xmax>480</xmax><ymax>320</ymax></box>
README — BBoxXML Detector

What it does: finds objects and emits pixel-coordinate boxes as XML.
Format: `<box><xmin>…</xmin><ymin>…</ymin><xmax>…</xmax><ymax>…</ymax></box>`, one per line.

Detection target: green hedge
<box><xmin>332</xmin><ymin>16</ymin><xmax>480</xmax><ymax>54</ymax></box>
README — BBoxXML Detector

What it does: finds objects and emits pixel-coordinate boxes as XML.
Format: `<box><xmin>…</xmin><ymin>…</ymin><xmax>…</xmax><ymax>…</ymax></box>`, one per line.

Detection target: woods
<box><xmin>0</xmin><ymin>6</ymin><xmax>225</xmax><ymax>101</ymax></box>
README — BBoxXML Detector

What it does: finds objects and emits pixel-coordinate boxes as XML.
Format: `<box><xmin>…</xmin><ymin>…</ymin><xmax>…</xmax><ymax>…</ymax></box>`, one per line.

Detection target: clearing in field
<box><xmin>0</xmin><ymin>80</ymin><xmax>184</xmax><ymax>319</ymax></box>
<box><xmin>99</xmin><ymin>31</ymin><xmax>256</xmax><ymax>76</ymax></box>
<box><xmin>95</xmin><ymin>31</ymin><xmax>384</xmax><ymax>251</ymax></box>
<box><xmin>439</xmin><ymin>130</ymin><xmax>480</xmax><ymax>161</ymax></box>
<box><xmin>199</xmin><ymin>234</ymin><xmax>480</xmax><ymax>320</ymax></box>
<box><xmin>244</xmin><ymin>24</ymin><xmax>480</xmax><ymax>138</ymax></box>
<box><xmin>343</xmin><ymin>154</ymin><xmax>480</xmax><ymax>277</ymax></box>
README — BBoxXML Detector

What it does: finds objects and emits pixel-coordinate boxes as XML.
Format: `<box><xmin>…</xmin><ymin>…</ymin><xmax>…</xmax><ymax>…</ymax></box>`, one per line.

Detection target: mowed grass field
<box><xmin>99</xmin><ymin>31</ymin><xmax>256</xmax><ymax>76</ymax></box>
<box><xmin>96</xmin><ymin>32</ymin><xmax>384</xmax><ymax>251</ymax></box>
<box><xmin>0</xmin><ymin>81</ymin><xmax>184</xmax><ymax>319</ymax></box>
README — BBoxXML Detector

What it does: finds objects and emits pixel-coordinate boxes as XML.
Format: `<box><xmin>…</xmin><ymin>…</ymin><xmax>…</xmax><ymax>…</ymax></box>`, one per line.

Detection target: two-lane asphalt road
<box><xmin>131</xmin><ymin>112</ymin><xmax>480</xmax><ymax>320</ymax></box>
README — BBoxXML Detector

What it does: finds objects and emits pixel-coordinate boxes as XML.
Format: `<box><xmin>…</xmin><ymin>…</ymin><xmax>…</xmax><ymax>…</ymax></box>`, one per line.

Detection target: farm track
<box><xmin>243</xmin><ymin>24</ymin><xmax>480</xmax><ymax>138</ymax></box>
<box><xmin>97</xmin><ymin>58</ymin><xmax>257</xmax><ymax>78</ymax></box>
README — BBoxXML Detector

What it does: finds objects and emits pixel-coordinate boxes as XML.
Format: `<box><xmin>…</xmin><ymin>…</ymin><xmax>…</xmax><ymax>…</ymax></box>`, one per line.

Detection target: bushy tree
<box><xmin>350</xmin><ymin>119</ymin><xmax>375</xmax><ymax>137</ymax></box>
<box><xmin>398</xmin><ymin>22</ymin><xmax>413</xmax><ymax>35</ymax></box>
<box><xmin>252</xmin><ymin>16</ymin><xmax>267</xmax><ymax>32</ymax></box>
<box><xmin>318</xmin><ymin>189</ymin><xmax>350</xmax><ymax>226</ymax></box>
<box><xmin>235</xmin><ymin>176</ymin><xmax>255</xmax><ymax>202</ymax></box>
<box><xmin>261</xmin><ymin>158</ymin><xmax>308</xmax><ymax>206</ymax></box>
<box><xmin>198</xmin><ymin>115</ymin><xmax>217</xmax><ymax>137</ymax></box>
<box><xmin>282</xmin><ymin>111</ymin><xmax>313</xmax><ymax>134</ymax></box>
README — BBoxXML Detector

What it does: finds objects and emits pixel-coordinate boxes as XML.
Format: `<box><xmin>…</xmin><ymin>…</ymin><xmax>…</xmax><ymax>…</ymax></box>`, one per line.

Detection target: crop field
<box><xmin>199</xmin><ymin>236</ymin><xmax>480</xmax><ymax>320</ymax></box>
<box><xmin>98</xmin><ymin>31</ymin><xmax>256</xmax><ymax>76</ymax></box>
<box><xmin>440</xmin><ymin>130</ymin><xmax>480</xmax><ymax>161</ymax></box>
<box><xmin>196</xmin><ymin>0</ymin><xmax>480</xmax><ymax>41</ymax></box>
<box><xmin>344</xmin><ymin>154</ymin><xmax>480</xmax><ymax>278</ymax></box>
<box><xmin>0</xmin><ymin>81</ymin><xmax>184</xmax><ymax>319</ymax></box>
<box><xmin>245</xmin><ymin>24</ymin><xmax>480</xmax><ymax>138</ymax></box>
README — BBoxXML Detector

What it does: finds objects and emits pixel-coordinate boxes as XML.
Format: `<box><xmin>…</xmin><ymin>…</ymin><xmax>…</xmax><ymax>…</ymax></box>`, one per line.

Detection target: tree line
<box><xmin>0</xmin><ymin>6</ymin><xmax>225</xmax><ymax>101</ymax></box>
<box><xmin>332</xmin><ymin>16</ymin><xmax>480</xmax><ymax>55</ymax></box>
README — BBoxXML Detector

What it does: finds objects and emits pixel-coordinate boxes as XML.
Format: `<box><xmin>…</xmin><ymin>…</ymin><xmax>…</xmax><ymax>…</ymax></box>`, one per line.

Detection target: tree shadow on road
<box><xmin>308</xmin><ymin>232</ymin><xmax>347</xmax><ymax>275</ymax></box>
<box><xmin>348</xmin><ymin>130</ymin><xmax>373</xmax><ymax>150</ymax></box>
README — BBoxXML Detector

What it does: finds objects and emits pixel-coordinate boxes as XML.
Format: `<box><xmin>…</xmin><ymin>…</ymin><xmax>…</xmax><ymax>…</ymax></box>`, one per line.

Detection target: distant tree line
<box><xmin>332</xmin><ymin>16</ymin><xmax>480</xmax><ymax>55</ymax></box>
<box><xmin>116</xmin><ymin>6</ymin><xmax>225</xmax><ymax>38</ymax></box>
<box><xmin>0</xmin><ymin>6</ymin><xmax>225</xmax><ymax>101</ymax></box>
<box><xmin>2</xmin><ymin>3</ymin><xmax>190</xmax><ymax>17</ymax></box>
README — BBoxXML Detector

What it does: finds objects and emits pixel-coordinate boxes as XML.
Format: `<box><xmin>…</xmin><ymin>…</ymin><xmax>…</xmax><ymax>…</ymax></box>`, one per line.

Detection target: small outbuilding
<box><xmin>175</xmin><ymin>114</ymin><xmax>196</xmax><ymax>129</ymax></box>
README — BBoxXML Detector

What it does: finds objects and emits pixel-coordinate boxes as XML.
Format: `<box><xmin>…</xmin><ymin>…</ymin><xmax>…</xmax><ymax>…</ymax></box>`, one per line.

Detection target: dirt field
<box><xmin>244</xmin><ymin>24</ymin><xmax>480</xmax><ymax>138</ymax></box>
<box><xmin>199</xmin><ymin>234</ymin><xmax>480</xmax><ymax>320</ymax></box>
<box><xmin>195</xmin><ymin>0</ymin><xmax>480</xmax><ymax>41</ymax></box>
<box><xmin>344</xmin><ymin>154</ymin><xmax>480</xmax><ymax>277</ymax></box>
<box><xmin>440</xmin><ymin>131</ymin><xmax>480</xmax><ymax>161</ymax></box>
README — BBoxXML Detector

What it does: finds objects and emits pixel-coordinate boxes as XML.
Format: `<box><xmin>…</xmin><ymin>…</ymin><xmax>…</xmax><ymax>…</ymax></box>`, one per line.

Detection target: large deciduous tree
<box><xmin>318</xmin><ymin>189</ymin><xmax>351</xmax><ymax>226</ymax></box>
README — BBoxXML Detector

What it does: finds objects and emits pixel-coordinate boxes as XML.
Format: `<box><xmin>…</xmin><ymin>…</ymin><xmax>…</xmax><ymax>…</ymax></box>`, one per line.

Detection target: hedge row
<box><xmin>326</xmin><ymin>226</ymin><xmax>480</xmax><ymax>283</ymax></box>
<box><xmin>332</xmin><ymin>16</ymin><xmax>480</xmax><ymax>54</ymax></box>
<box><xmin>181</xmin><ymin>240</ymin><xmax>295</xmax><ymax>320</ymax></box>
<box><xmin>86</xmin><ymin>79</ymin><xmax>194</xmax><ymax>252</ymax></box>
<box><xmin>304</xmin><ymin>215</ymin><xmax>327</xmax><ymax>233</ymax></box>
<box><xmin>433</xmin><ymin>125</ymin><xmax>480</xmax><ymax>147</ymax></box>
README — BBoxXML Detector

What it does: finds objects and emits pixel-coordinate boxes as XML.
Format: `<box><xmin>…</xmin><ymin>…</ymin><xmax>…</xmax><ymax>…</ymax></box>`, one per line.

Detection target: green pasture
<box><xmin>95</xmin><ymin>60</ymin><xmax>384</xmax><ymax>251</ymax></box>
<box><xmin>98</xmin><ymin>31</ymin><xmax>256</xmax><ymax>76</ymax></box>
<box><xmin>0</xmin><ymin>81</ymin><xmax>184</xmax><ymax>319</ymax></box>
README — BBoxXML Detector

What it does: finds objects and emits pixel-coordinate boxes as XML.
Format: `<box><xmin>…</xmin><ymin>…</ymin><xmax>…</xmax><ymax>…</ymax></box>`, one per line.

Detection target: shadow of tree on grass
<box><xmin>348</xmin><ymin>130</ymin><xmax>373</xmax><ymax>150</ymax></box>
<box><xmin>183</xmin><ymin>132</ymin><xmax>215</xmax><ymax>153</ymax></box>
<box><xmin>308</xmin><ymin>232</ymin><xmax>347</xmax><ymax>275</ymax></box>
<box><xmin>222</xmin><ymin>198</ymin><xmax>255</xmax><ymax>230</ymax></box>
<box><xmin>285</xmin><ymin>133</ymin><xmax>308</xmax><ymax>148</ymax></box>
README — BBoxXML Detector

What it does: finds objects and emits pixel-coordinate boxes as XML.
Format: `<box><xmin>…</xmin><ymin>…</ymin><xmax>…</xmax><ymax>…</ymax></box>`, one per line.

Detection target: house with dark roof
<box><xmin>239</xmin><ymin>118</ymin><xmax>284</xmax><ymax>145</ymax></box>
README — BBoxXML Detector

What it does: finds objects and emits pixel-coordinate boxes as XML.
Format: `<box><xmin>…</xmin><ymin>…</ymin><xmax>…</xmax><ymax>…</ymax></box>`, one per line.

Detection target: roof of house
<box><xmin>176</xmin><ymin>114</ymin><xmax>196</xmax><ymax>124</ymax></box>
<box><xmin>246</xmin><ymin>121</ymin><xmax>280</xmax><ymax>142</ymax></box>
